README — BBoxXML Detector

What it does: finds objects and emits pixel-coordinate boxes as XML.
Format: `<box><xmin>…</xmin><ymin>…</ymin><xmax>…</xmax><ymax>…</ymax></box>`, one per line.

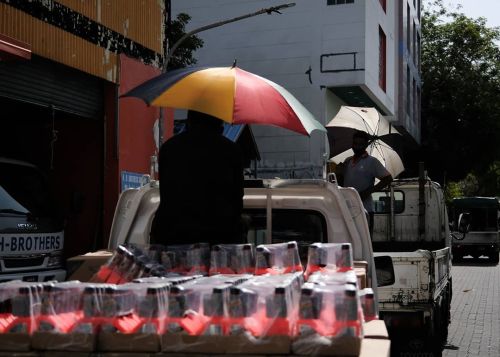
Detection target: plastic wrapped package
<box><xmin>255</xmin><ymin>241</ymin><xmax>303</xmax><ymax>275</ymax></box>
<box><xmin>119</xmin><ymin>282</ymin><xmax>170</xmax><ymax>334</ymax></box>
<box><xmin>160</xmin><ymin>243</ymin><xmax>210</xmax><ymax>276</ymax></box>
<box><xmin>208</xmin><ymin>243</ymin><xmax>255</xmax><ymax>275</ymax></box>
<box><xmin>37</xmin><ymin>281</ymin><xmax>86</xmax><ymax>333</ymax></box>
<box><xmin>292</xmin><ymin>282</ymin><xmax>364</xmax><ymax>356</ymax></box>
<box><xmin>304</xmin><ymin>243</ymin><xmax>354</xmax><ymax>279</ymax></box>
<box><xmin>0</xmin><ymin>281</ymin><xmax>52</xmax><ymax>351</ymax></box>
<box><xmin>92</xmin><ymin>245</ymin><xmax>131</xmax><ymax>283</ymax></box>
<box><xmin>297</xmin><ymin>283</ymin><xmax>363</xmax><ymax>338</ymax></box>
<box><xmin>165</xmin><ymin>274</ymin><xmax>252</xmax><ymax>336</ymax></box>
<box><xmin>224</xmin><ymin>273</ymin><xmax>303</xmax><ymax>338</ymax></box>
<box><xmin>132</xmin><ymin>275</ymin><xmax>200</xmax><ymax>285</ymax></box>
<box><xmin>0</xmin><ymin>281</ymin><xmax>52</xmax><ymax>334</ymax></box>
<box><xmin>359</xmin><ymin>288</ymin><xmax>378</xmax><ymax>322</ymax></box>
<box><xmin>307</xmin><ymin>270</ymin><xmax>358</xmax><ymax>287</ymax></box>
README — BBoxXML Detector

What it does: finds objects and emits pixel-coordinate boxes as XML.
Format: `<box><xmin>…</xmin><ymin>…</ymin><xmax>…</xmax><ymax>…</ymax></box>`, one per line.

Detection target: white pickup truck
<box><xmin>370</xmin><ymin>176</ymin><xmax>452</xmax><ymax>354</ymax></box>
<box><xmin>107</xmin><ymin>178</ymin><xmax>397</xmax><ymax>309</ymax></box>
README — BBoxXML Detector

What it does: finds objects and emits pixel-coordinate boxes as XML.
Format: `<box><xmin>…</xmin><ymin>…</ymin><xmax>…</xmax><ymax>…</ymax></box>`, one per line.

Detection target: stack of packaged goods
<box><xmin>208</xmin><ymin>243</ymin><xmax>255</xmax><ymax>275</ymax></box>
<box><xmin>91</xmin><ymin>243</ymin><xmax>210</xmax><ymax>283</ymax></box>
<box><xmin>255</xmin><ymin>241</ymin><xmax>303</xmax><ymax>275</ymax></box>
<box><xmin>0</xmin><ymin>240</ymin><xmax>378</xmax><ymax>355</ymax></box>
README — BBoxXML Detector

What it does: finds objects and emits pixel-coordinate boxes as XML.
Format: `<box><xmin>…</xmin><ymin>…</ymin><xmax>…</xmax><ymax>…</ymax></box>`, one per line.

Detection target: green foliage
<box><xmin>445</xmin><ymin>181</ymin><xmax>463</xmax><ymax>205</ymax></box>
<box><xmin>421</xmin><ymin>0</ymin><xmax>500</xmax><ymax>183</ymax></box>
<box><xmin>166</xmin><ymin>13</ymin><xmax>204</xmax><ymax>70</ymax></box>
<box><xmin>445</xmin><ymin>164</ymin><xmax>500</xmax><ymax>204</ymax></box>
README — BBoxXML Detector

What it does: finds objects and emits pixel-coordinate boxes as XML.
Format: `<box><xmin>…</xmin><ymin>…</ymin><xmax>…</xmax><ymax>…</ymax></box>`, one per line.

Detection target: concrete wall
<box><xmin>172</xmin><ymin>0</ymin><xmax>412</xmax><ymax>177</ymax></box>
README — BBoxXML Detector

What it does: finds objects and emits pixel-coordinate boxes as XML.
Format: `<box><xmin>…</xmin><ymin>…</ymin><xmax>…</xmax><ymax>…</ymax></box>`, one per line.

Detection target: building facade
<box><xmin>0</xmin><ymin>0</ymin><xmax>172</xmax><ymax>255</ymax></box>
<box><xmin>172</xmin><ymin>0</ymin><xmax>421</xmax><ymax>177</ymax></box>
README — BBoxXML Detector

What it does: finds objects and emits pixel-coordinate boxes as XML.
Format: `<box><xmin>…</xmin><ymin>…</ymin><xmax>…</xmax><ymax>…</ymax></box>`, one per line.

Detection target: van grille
<box><xmin>3</xmin><ymin>256</ymin><xmax>45</xmax><ymax>268</ymax></box>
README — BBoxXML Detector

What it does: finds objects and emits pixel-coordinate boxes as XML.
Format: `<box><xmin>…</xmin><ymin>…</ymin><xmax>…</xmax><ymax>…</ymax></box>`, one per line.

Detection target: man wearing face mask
<box><xmin>336</xmin><ymin>130</ymin><xmax>392</xmax><ymax>235</ymax></box>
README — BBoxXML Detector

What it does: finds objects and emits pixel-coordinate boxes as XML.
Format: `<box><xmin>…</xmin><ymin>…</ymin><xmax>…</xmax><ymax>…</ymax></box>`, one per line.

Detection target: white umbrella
<box><xmin>327</xmin><ymin>106</ymin><xmax>404</xmax><ymax>177</ymax></box>
<box><xmin>327</xmin><ymin>106</ymin><xmax>402</xmax><ymax>157</ymax></box>
<box><xmin>331</xmin><ymin>140</ymin><xmax>404</xmax><ymax>178</ymax></box>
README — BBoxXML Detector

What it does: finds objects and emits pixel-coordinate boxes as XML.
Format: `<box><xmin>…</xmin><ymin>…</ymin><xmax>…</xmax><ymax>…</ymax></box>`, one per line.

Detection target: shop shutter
<box><xmin>0</xmin><ymin>55</ymin><xmax>103</xmax><ymax>118</ymax></box>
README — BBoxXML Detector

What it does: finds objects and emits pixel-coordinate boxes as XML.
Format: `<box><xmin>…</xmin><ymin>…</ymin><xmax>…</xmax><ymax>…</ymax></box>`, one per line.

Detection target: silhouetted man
<box><xmin>336</xmin><ymin>130</ymin><xmax>393</xmax><ymax>235</ymax></box>
<box><xmin>150</xmin><ymin>110</ymin><xmax>244</xmax><ymax>246</ymax></box>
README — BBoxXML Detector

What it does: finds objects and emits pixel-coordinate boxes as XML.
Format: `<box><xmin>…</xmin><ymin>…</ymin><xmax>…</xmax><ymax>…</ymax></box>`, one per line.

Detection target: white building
<box><xmin>172</xmin><ymin>0</ymin><xmax>421</xmax><ymax>178</ymax></box>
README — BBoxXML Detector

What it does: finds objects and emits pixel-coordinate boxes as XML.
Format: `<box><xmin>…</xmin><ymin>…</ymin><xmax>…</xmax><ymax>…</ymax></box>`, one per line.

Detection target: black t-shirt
<box><xmin>151</xmin><ymin>127</ymin><xmax>244</xmax><ymax>245</ymax></box>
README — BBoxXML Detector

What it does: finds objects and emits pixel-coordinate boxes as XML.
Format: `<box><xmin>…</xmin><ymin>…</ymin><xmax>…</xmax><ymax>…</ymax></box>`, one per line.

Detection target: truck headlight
<box><xmin>47</xmin><ymin>255</ymin><xmax>63</xmax><ymax>267</ymax></box>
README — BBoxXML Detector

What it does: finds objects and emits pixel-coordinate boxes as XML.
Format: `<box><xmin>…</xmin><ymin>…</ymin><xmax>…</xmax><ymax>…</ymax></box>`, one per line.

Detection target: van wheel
<box><xmin>489</xmin><ymin>253</ymin><xmax>499</xmax><ymax>265</ymax></box>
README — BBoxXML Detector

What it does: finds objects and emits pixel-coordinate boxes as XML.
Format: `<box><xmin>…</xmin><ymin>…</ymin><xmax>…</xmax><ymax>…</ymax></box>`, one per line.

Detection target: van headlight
<box><xmin>47</xmin><ymin>254</ymin><xmax>63</xmax><ymax>267</ymax></box>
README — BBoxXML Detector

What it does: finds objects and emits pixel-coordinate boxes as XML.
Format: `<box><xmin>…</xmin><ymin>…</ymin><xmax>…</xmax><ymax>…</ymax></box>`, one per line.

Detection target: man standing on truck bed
<box><xmin>150</xmin><ymin>110</ymin><xmax>244</xmax><ymax>245</ymax></box>
<box><xmin>336</xmin><ymin>130</ymin><xmax>393</xmax><ymax>234</ymax></box>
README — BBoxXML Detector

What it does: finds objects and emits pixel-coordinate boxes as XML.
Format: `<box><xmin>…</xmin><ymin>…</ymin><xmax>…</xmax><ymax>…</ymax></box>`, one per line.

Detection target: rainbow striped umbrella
<box><xmin>122</xmin><ymin>66</ymin><xmax>325</xmax><ymax>136</ymax></box>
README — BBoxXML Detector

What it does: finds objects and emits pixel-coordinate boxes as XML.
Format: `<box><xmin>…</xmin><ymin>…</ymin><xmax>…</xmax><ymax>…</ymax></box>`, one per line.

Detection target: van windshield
<box><xmin>0</xmin><ymin>162</ymin><xmax>52</xmax><ymax>217</ymax></box>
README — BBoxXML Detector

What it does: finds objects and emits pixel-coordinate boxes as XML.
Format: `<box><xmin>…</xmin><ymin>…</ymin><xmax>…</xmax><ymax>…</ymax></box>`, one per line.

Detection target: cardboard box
<box><xmin>354</xmin><ymin>268</ymin><xmax>367</xmax><ymax>289</ymax></box>
<box><xmin>359</xmin><ymin>338</ymin><xmax>391</xmax><ymax>357</ymax></box>
<box><xmin>41</xmin><ymin>353</ymin><xmax>91</xmax><ymax>357</ymax></box>
<box><xmin>66</xmin><ymin>250</ymin><xmax>113</xmax><ymax>282</ymax></box>
<box><xmin>354</xmin><ymin>261</ymin><xmax>368</xmax><ymax>289</ymax></box>
<box><xmin>96</xmin><ymin>353</ymin><xmax>152</xmax><ymax>357</ymax></box>
<box><xmin>0</xmin><ymin>333</ymin><xmax>31</xmax><ymax>351</ymax></box>
<box><xmin>363</xmin><ymin>320</ymin><xmax>389</xmax><ymax>340</ymax></box>
<box><xmin>98</xmin><ymin>332</ymin><xmax>160</xmax><ymax>353</ymax></box>
<box><xmin>161</xmin><ymin>334</ymin><xmax>290</xmax><ymax>355</ymax></box>
<box><xmin>31</xmin><ymin>332</ymin><xmax>95</xmax><ymax>352</ymax></box>
<box><xmin>161</xmin><ymin>334</ymin><xmax>225</xmax><ymax>354</ymax></box>
<box><xmin>220</xmin><ymin>335</ymin><xmax>290</xmax><ymax>355</ymax></box>
<box><xmin>292</xmin><ymin>335</ymin><xmax>361</xmax><ymax>356</ymax></box>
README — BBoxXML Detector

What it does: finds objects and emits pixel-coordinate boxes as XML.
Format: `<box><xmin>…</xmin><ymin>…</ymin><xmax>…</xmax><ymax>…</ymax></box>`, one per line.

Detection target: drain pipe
<box><xmin>418</xmin><ymin>162</ymin><xmax>426</xmax><ymax>241</ymax></box>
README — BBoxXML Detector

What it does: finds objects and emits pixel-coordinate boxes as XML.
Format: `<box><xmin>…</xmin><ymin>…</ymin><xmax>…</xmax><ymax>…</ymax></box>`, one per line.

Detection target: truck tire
<box><xmin>489</xmin><ymin>252</ymin><xmax>499</xmax><ymax>265</ymax></box>
<box><xmin>429</xmin><ymin>301</ymin><xmax>446</xmax><ymax>355</ymax></box>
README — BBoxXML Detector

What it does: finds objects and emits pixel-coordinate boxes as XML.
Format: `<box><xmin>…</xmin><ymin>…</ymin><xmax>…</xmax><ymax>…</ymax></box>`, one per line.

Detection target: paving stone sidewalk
<box><xmin>443</xmin><ymin>258</ymin><xmax>500</xmax><ymax>357</ymax></box>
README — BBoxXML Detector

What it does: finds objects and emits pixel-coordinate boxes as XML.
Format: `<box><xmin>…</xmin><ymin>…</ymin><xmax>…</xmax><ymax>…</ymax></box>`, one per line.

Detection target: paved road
<box><xmin>443</xmin><ymin>258</ymin><xmax>500</xmax><ymax>357</ymax></box>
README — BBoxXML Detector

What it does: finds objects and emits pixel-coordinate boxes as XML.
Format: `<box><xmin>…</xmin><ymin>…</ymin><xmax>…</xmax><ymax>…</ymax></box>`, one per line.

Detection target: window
<box><xmin>327</xmin><ymin>0</ymin><xmax>354</xmax><ymax>5</ymax></box>
<box><xmin>406</xmin><ymin>67</ymin><xmax>411</xmax><ymax>115</ymax></box>
<box><xmin>242</xmin><ymin>209</ymin><xmax>327</xmax><ymax>261</ymax></box>
<box><xmin>413</xmin><ymin>21</ymin><xmax>417</xmax><ymax>64</ymax></box>
<box><xmin>413</xmin><ymin>78</ymin><xmax>416</xmax><ymax>122</ymax></box>
<box><xmin>379</xmin><ymin>26</ymin><xmax>386</xmax><ymax>91</ymax></box>
<box><xmin>417</xmin><ymin>86</ymin><xmax>421</xmax><ymax>126</ymax></box>
<box><xmin>417</xmin><ymin>32</ymin><xmax>421</xmax><ymax>70</ymax></box>
<box><xmin>451</xmin><ymin>206</ymin><xmax>498</xmax><ymax>231</ymax></box>
<box><xmin>371</xmin><ymin>191</ymin><xmax>405</xmax><ymax>214</ymax></box>
<box><xmin>407</xmin><ymin>4</ymin><xmax>411</xmax><ymax>54</ymax></box>
<box><xmin>379</xmin><ymin>0</ymin><xmax>386</xmax><ymax>12</ymax></box>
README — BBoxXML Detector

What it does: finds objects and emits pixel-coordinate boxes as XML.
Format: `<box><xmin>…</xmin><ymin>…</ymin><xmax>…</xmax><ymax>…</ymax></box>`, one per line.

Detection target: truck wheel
<box><xmin>430</xmin><ymin>303</ymin><xmax>446</xmax><ymax>353</ymax></box>
<box><xmin>489</xmin><ymin>253</ymin><xmax>499</xmax><ymax>265</ymax></box>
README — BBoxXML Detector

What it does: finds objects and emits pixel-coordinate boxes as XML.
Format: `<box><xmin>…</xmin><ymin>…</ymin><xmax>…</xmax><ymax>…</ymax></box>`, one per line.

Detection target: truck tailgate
<box><xmin>376</xmin><ymin>248</ymin><xmax>451</xmax><ymax>305</ymax></box>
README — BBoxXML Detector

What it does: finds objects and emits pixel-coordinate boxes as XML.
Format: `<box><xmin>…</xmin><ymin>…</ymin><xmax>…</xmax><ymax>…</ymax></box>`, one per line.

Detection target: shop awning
<box><xmin>0</xmin><ymin>34</ymin><xmax>31</xmax><ymax>61</ymax></box>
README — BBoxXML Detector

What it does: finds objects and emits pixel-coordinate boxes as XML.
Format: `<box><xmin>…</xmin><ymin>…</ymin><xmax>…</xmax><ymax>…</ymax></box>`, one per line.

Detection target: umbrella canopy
<box><xmin>122</xmin><ymin>66</ymin><xmax>326</xmax><ymax>136</ymax></box>
<box><xmin>330</xmin><ymin>142</ymin><xmax>405</xmax><ymax>178</ymax></box>
<box><xmin>326</xmin><ymin>106</ymin><xmax>401</xmax><ymax>157</ymax></box>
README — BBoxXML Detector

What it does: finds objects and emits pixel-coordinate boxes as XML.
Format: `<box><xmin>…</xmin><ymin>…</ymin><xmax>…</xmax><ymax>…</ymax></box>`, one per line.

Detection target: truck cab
<box><xmin>0</xmin><ymin>158</ymin><xmax>66</xmax><ymax>282</ymax></box>
<box><xmin>449</xmin><ymin>197</ymin><xmax>500</xmax><ymax>264</ymax></box>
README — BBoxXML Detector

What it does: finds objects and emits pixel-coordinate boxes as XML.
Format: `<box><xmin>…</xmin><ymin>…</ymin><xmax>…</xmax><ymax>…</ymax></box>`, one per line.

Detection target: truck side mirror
<box><xmin>458</xmin><ymin>212</ymin><xmax>471</xmax><ymax>234</ymax></box>
<box><xmin>374</xmin><ymin>255</ymin><xmax>395</xmax><ymax>287</ymax></box>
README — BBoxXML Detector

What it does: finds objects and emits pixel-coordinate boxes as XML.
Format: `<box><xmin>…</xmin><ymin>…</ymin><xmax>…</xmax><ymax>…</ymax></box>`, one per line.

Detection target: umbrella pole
<box><xmin>266</xmin><ymin>187</ymin><xmax>273</xmax><ymax>244</ymax></box>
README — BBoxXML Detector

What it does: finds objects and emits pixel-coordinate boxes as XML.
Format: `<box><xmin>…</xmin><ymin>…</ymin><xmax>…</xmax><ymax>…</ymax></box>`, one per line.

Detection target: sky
<box><xmin>444</xmin><ymin>0</ymin><xmax>500</xmax><ymax>28</ymax></box>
